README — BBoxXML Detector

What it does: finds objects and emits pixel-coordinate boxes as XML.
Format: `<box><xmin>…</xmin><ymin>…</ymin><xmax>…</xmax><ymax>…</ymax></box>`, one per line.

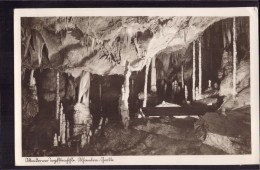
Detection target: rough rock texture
<box><xmin>194</xmin><ymin>106</ymin><xmax>251</xmax><ymax>154</ymax></box>
<box><xmin>133</xmin><ymin>117</ymin><xmax>198</xmax><ymax>141</ymax></box>
<box><xmin>22</xmin><ymin>88</ymin><xmax>38</xmax><ymax>125</ymax></box>
<box><xmin>23</xmin><ymin>116</ymin><xmax>229</xmax><ymax>156</ymax></box>
<box><xmin>21</xmin><ymin>17</ymin><xmax>226</xmax><ymax>77</ymax></box>
<box><xmin>219</xmin><ymin>57</ymin><xmax>250</xmax><ymax>110</ymax></box>
<box><xmin>219</xmin><ymin>59</ymin><xmax>250</xmax><ymax>97</ymax></box>
<box><xmin>196</xmin><ymin>96</ymin><xmax>218</xmax><ymax>106</ymax></box>
<box><xmin>221</xmin><ymin>87</ymin><xmax>250</xmax><ymax>110</ymax></box>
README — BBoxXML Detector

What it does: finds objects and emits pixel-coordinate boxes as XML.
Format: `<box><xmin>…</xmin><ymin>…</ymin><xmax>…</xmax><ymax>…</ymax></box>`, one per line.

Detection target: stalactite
<box><xmin>120</xmin><ymin>62</ymin><xmax>131</xmax><ymax>129</ymax></box>
<box><xmin>56</xmin><ymin>71</ymin><xmax>60</xmax><ymax>120</ymax></box>
<box><xmin>192</xmin><ymin>41</ymin><xmax>196</xmax><ymax>101</ymax></box>
<box><xmin>74</xmin><ymin>71</ymin><xmax>92</xmax><ymax>140</ymax></box>
<box><xmin>82</xmin><ymin>90</ymin><xmax>89</xmax><ymax>104</ymax></box>
<box><xmin>198</xmin><ymin>37</ymin><xmax>202</xmax><ymax>99</ymax></box>
<box><xmin>227</xmin><ymin>22</ymin><xmax>232</xmax><ymax>46</ymax></box>
<box><xmin>222</xmin><ymin>21</ymin><xmax>226</xmax><ymax>49</ymax></box>
<box><xmin>195</xmin><ymin>87</ymin><xmax>199</xmax><ymax>101</ymax></box>
<box><xmin>150</xmin><ymin>56</ymin><xmax>157</xmax><ymax>92</ymax></box>
<box><xmin>124</xmin><ymin>65</ymin><xmax>131</xmax><ymax>109</ymax></box>
<box><xmin>143</xmin><ymin>58</ymin><xmax>151</xmax><ymax>107</ymax></box>
<box><xmin>184</xmin><ymin>29</ymin><xmax>187</xmax><ymax>43</ymax></box>
<box><xmin>28</xmin><ymin>70</ymin><xmax>38</xmax><ymax>114</ymax></box>
<box><xmin>29</xmin><ymin>69</ymin><xmax>35</xmax><ymax>87</ymax></box>
<box><xmin>232</xmin><ymin>17</ymin><xmax>237</xmax><ymax>98</ymax></box>
<box><xmin>181</xmin><ymin>65</ymin><xmax>184</xmax><ymax>88</ymax></box>
<box><xmin>77</xmin><ymin>71</ymin><xmax>90</xmax><ymax>104</ymax></box>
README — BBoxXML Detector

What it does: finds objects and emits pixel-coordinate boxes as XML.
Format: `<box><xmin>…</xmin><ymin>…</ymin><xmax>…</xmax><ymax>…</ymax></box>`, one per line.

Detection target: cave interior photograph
<box><xmin>20</xmin><ymin>16</ymin><xmax>251</xmax><ymax>156</ymax></box>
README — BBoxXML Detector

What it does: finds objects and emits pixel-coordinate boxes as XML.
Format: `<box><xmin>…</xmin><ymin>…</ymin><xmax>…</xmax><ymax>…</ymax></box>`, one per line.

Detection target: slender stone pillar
<box><xmin>121</xmin><ymin>63</ymin><xmax>131</xmax><ymax>129</ymax></box>
<box><xmin>77</xmin><ymin>71</ymin><xmax>90</xmax><ymax>104</ymax></box>
<box><xmin>124</xmin><ymin>65</ymin><xmax>131</xmax><ymax>110</ymax></box>
<box><xmin>181</xmin><ymin>65</ymin><xmax>184</xmax><ymax>88</ymax></box>
<box><xmin>143</xmin><ymin>58</ymin><xmax>151</xmax><ymax>107</ymax></box>
<box><xmin>232</xmin><ymin>17</ymin><xmax>237</xmax><ymax>98</ymax></box>
<box><xmin>74</xmin><ymin>71</ymin><xmax>92</xmax><ymax>138</ymax></box>
<box><xmin>150</xmin><ymin>56</ymin><xmax>157</xmax><ymax>92</ymax></box>
<box><xmin>56</xmin><ymin>71</ymin><xmax>60</xmax><ymax>120</ymax></box>
<box><xmin>185</xmin><ymin>85</ymin><xmax>188</xmax><ymax>101</ymax></box>
<box><xmin>99</xmin><ymin>76</ymin><xmax>102</xmax><ymax>113</ymax></box>
<box><xmin>192</xmin><ymin>41</ymin><xmax>196</xmax><ymax>100</ymax></box>
<box><xmin>198</xmin><ymin>38</ymin><xmax>202</xmax><ymax>99</ymax></box>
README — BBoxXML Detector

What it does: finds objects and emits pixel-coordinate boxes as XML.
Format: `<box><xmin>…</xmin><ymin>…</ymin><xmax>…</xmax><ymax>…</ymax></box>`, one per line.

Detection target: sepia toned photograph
<box><xmin>14</xmin><ymin>8</ymin><xmax>259</xmax><ymax>166</ymax></box>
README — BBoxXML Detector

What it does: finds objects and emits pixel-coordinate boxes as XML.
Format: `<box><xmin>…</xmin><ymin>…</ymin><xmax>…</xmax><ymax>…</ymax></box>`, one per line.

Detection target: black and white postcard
<box><xmin>14</xmin><ymin>7</ymin><xmax>259</xmax><ymax>166</ymax></box>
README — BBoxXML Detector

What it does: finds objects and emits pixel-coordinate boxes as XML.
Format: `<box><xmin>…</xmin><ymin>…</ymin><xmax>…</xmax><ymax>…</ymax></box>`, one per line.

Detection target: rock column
<box><xmin>150</xmin><ymin>56</ymin><xmax>157</xmax><ymax>92</ymax></box>
<box><xmin>192</xmin><ymin>41</ymin><xmax>196</xmax><ymax>101</ymax></box>
<box><xmin>56</xmin><ymin>71</ymin><xmax>60</xmax><ymax>120</ymax></box>
<box><xmin>143</xmin><ymin>58</ymin><xmax>151</xmax><ymax>107</ymax></box>
<box><xmin>232</xmin><ymin>17</ymin><xmax>237</xmax><ymax>98</ymax></box>
<box><xmin>198</xmin><ymin>38</ymin><xmax>202</xmax><ymax>99</ymax></box>
<box><xmin>120</xmin><ymin>63</ymin><xmax>131</xmax><ymax>129</ymax></box>
<box><xmin>73</xmin><ymin>71</ymin><xmax>92</xmax><ymax>141</ymax></box>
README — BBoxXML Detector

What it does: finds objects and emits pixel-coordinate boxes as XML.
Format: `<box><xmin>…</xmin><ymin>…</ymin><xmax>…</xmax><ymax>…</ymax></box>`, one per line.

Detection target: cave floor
<box><xmin>23</xmin><ymin>116</ymin><xmax>226</xmax><ymax>156</ymax></box>
<box><xmin>23</xmin><ymin>105</ymin><xmax>251</xmax><ymax>156</ymax></box>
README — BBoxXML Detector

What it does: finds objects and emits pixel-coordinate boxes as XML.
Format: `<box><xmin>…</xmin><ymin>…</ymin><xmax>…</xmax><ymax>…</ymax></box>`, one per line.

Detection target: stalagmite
<box><xmin>143</xmin><ymin>58</ymin><xmax>151</xmax><ymax>107</ymax></box>
<box><xmin>80</xmin><ymin>132</ymin><xmax>87</xmax><ymax>148</ymax></box>
<box><xmin>98</xmin><ymin>117</ymin><xmax>103</xmax><ymax>129</ymax></box>
<box><xmin>66</xmin><ymin>121</ymin><xmax>70</xmax><ymax>141</ymax></box>
<box><xmin>61</xmin><ymin>133</ymin><xmax>66</xmax><ymax>145</ymax></box>
<box><xmin>29</xmin><ymin>69</ymin><xmax>35</xmax><ymax>87</ymax></box>
<box><xmin>56</xmin><ymin>71</ymin><xmax>60</xmax><ymax>120</ymax></box>
<box><xmin>123</xmin><ymin>64</ymin><xmax>131</xmax><ymax>109</ymax></box>
<box><xmin>185</xmin><ymin>85</ymin><xmax>188</xmax><ymax>101</ymax></box>
<box><xmin>163</xmin><ymin>83</ymin><xmax>167</xmax><ymax>99</ymax></box>
<box><xmin>59</xmin><ymin>103</ymin><xmax>66</xmax><ymax>145</ymax></box>
<box><xmin>53</xmin><ymin>133</ymin><xmax>58</xmax><ymax>147</ymax></box>
<box><xmin>74</xmin><ymin>71</ymin><xmax>92</xmax><ymax>137</ymax></box>
<box><xmin>120</xmin><ymin>62</ymin><xmax>131</xmax><ymax>129</ymax></box>
<box><xmin>192</xmin><ymin>41</ymin><xmax>196</xmax><ymax>100</ymax></box>
<box><xmin>59</xmin><ymin>104</ymin><xmax>63</xmax><ymax>135</ymax></box>
<box><xmin>150</xmin><ymin>56</ymin><xmax>157</xmax><ymax>92</ymax></box>
<box><xmin>198</xmin><ymin>38</ymin><xmax>202</xmax><ymax>99</ymax></box>
<box><xmin>208</xmin><ymin>80</ymin><xmax>212</xmax><ymax>90</ymax></box>
<box><xmin>28</xmin><ymin>69</ymin><xmax>39</xmax><ymax>112</ymax></box>
<box><xmin>232</xmin><ymin>17</ymin><xmax>237</xmax><ymax>98</ymax></box>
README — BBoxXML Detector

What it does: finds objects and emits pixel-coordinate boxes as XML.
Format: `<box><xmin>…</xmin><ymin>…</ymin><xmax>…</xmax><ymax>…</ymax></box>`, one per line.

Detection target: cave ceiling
<box><xmin>21</xmin><ymin>16</ymin><xmax>227</xmax><ymax>77</ymax></box>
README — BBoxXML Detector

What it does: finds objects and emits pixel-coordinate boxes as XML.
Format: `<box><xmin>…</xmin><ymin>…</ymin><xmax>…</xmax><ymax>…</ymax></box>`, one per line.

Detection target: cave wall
<box><xmin>154</xmin><ymin>17</ymin><xmax>250</xmax><ymax>104</ymax></box>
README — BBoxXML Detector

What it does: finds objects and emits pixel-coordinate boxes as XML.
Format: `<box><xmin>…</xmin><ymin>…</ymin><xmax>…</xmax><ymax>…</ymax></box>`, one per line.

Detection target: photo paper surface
<box><xmin>14</xmin><ymin>7</ymin><xmax>259</xmax><ymax>166</ymax></box>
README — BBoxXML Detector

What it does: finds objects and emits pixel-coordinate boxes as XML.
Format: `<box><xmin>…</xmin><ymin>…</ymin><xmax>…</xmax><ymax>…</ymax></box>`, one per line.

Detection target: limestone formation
<box><xmin>20</xmin><ymin>16</ymin><xmax>251</xmax><ymax>156</ymax></box>
<box><xmin>192</xmin><ymin>41</ymin><xmax>196</xmax><ymax>101</ymax></box>
<box><xmin>151</xmin><ymin>56</ymin><xmax>157</xmax><ymax>92</ymax></box>
<box><xmin>232</xmin><ymin>17</ymin><xmax>237</xmax><ymax>98</ymax></box>
<box><xmin>56</xmin><ymin>72</ymin><xmax>60</xmax><ymax>120</ymax></box>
